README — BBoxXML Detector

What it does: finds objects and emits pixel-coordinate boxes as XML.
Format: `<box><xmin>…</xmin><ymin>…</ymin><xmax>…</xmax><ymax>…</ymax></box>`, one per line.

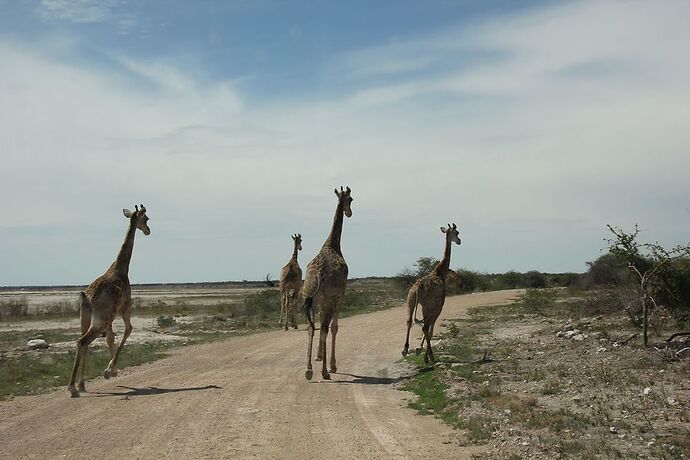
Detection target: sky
<box><xmin>1</xmin><ymin>0</ymin><xmax>689</xmax><ymax>286</ymax></box>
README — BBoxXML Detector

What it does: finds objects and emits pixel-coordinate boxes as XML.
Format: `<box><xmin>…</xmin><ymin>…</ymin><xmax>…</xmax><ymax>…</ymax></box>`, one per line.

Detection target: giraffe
<box><xmin>67</xmin><ymin>204</ymin><xmax>151</xmax><ymax>398</ymax></box>
<box><xmin>279</xmin><ymin>233</ymin><xmax>303</xmax><ymax>330</ymax></box>
<box><xmin>402</xmin><ymin>223</ymin><xmax>461</xmax><ymax>365</ymax></box>
<box><xmin>302</xmin><ymin>186</ymin><xmax>353</xmax><ymax>380</ymax></box>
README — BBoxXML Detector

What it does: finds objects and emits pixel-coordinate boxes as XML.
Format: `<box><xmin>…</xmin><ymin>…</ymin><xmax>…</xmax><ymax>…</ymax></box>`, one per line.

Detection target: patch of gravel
<box><xmin>436</xmin><ymin>311</ymin><xmax>690</xmax><ymax>459</ymax></box>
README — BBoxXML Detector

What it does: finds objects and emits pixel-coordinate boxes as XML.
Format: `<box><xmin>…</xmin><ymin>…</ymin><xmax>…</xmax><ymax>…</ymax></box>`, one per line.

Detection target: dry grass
<box><xmin>403</xmin><ymin>289</ymin><xmax>690</xmax><ymax>459</ymax></box>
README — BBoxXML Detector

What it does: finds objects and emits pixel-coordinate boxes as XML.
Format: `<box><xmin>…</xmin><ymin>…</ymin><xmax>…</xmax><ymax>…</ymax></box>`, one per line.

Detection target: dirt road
<box><xmin>0</xmin><ymin>290</ymin><xmax>521</xmax><ymax>459</ymax></box>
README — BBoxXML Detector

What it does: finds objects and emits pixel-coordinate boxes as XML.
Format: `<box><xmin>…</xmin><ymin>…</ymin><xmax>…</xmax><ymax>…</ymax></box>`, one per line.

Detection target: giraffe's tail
<box><xmin>408</xmin><ymin>287</ymin><xmax>423</xmax><ymax>327</ymax></box>
<box><xmin>78</xmin><ymin>292</ymin><xmax>93</xmax><ymax>336</ymax></box>
<box><xmin>302</xmin><ymin>296</ymin><xmax>315</xmax><ymax>329</ymax></box>
<box><xmin>79</xmin><ymin>292</ymin><xmax>91</xmax><ymax>311</ymax></box>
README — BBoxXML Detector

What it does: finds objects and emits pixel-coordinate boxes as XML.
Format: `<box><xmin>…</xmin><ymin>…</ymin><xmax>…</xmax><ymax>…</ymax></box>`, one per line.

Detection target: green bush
<box><xmin>341</xmin><ymin>289</ymin><xmax>375</xmax><ymax>312</ymax></box>
<box><xmin>455</xmin><ymin>270</ymin><xmax>493</xmax><ymax>293</ymax></box>
<box><xmin>395</xmin><ymin>257</ymin><xmax>440</xmax><ymax>294</ymax></box>
<box><xmin>496</xmin><ymin>271</ymin><xmax>523</xmax><ymax>289</ymax></box>
<box><xmin>243</xmin><ymin>289</ymin><xmax>281</xmax><ymax>316</ymax></box>
<box><xmin>584</xmin><ymin>253</ymin><xmax>630</xmax><ymax>287</ymax></box>
<box><xmin>523</xmin><ymin>271</ymin><xmax>547</xmax><ymax>289</ymax></box>
<box><xmin>519</xmin><ymin>289</ymin><xmax>557</xmax><ymax>314</ymax></box>
<box><xmin>156</xmin><ymin>315</ymin><xmax>177</xmax><ymax>328</ymax></box>
<box><xmin>656</xmin><ymin>257</ymin><xmax>690</xmax><ymax>326</ymax></box>
<box><xmin>547</xmin><ymin>273</ymin><xmax>583</xmax><ymax>287</ymax></box>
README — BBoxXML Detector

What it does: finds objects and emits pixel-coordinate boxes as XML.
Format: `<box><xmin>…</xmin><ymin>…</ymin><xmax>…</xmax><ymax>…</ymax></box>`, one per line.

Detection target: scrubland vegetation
<box><xmin>2</xmin><ymin>223</ymin><xmax>688</xmax><ymax>458</ymax></box>
<box><xmin>402</xmin><ymin>225</ymin><xmax>690</xmax><ymax>459</ymax></box>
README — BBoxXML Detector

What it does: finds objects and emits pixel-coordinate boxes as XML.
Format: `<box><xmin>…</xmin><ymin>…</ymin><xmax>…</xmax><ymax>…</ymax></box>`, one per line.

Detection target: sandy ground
<box><xmin>0</xmin><ymin>290</ymin><xmax>521</xmax><ymax>459</ymax></box>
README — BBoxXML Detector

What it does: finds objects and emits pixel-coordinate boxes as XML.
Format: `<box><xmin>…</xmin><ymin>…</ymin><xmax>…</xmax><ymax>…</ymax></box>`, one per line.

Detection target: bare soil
<box><xmin>0</xmin><ymin>290</ymin><xmax>521</xmax><ymax>459</ymax></box>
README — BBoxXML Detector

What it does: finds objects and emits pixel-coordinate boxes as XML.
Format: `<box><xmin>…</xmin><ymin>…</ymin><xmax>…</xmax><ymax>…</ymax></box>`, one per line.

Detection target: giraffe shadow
<box><xmin>89</xmin><ymin>384</ymin><xmax>222</xmax><ymax>397</ymax></box>
<box><xmin>322</xmin><ymin>373</ymin><xmax>406</xmax><ymax>385</ymax></box>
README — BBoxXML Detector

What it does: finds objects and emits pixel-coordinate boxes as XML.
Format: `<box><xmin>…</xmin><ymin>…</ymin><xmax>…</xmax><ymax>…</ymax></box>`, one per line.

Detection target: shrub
<box><xmin>606</xmin><ymin>224</ymin><xmax>690</xmax><ymax>343</ymax></box>
<box><xmin>496</xmin><ymin>271</ymin><xmax>523</xmax><ymax>289</ymax></box>
<box><xmin>0</xmin><ymin>298</ymin><xmax>29</xmax><ymax>317</ymax></box>
<box><xmin>584</xmin><ymin>253</ymin><xmax>630</xmax><ymax>287</ymax></box>
<box><xmin>455</xmin><ymin>269</ymin><xmax>477</xmax><ymax>293</ymax></box>
<box><xmin>523</xmin><ymin>271</ymin><xmax>547</xmax><ymax>289</ymax></box>
<box><xmin>243</xmin><ymin>289</ymin><xmax>281</xmax><ymax>316</ymax></box>
<box><xmin>156</xmin><ymin>315</ymin><xmax>177</xmax><ymax>328</ymax></box>
<box><xmin>342</xmin><ymin>289</ymin><xmax>375</xmax><ymax>312</ymax></box>
<box><xmin>548</xmin><ymin>272</ymin><xmax>583</xmax><ymax>288</ymax></box>
<box><xmin>395</xmin><ymin>257</ymin><xmax>440</xmax><ymax>294</ymax></box>
<box><xmin>519</xmin><ymin>289</ymin><xmax>557</xmax><ymax>314</ymax></box>
<box><xmin>656</xmin><ymin>257</ymin><xmax>690</xmax><ymax>327</ymax></box>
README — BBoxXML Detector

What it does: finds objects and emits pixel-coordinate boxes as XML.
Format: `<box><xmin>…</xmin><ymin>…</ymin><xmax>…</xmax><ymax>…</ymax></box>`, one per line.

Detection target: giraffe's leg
<box><xmin>104</xmin><ymin>309</ymin><xmax>132</xmax><ymax>378</ymax></box>
<box><xmin>422</xmin><ymin>322</ymin><xmax>432</xmax><ymax>365</ymax></box>
<box><xmin>402</xmin><ymin>291</ymin><xmax>417</xmax><ymax>356</ymax></box>
<box><xmin>329</xmin><ymin>310</ymin><xmax>339</xmax><ymax>373</ymax></box>
<box><xmin>279</xmin><ymin>289</ymin><xmax>286</xmax><ymax>326</ymax></box>
<box><xmin>103</xmin><ymin>324</ymin><xmax>117</xmax><ymax>378</ymax></box>
<box><xmin>78</xmin><ymin>347</ymin><xmax>88</xmax><ymax>392</ymax></box>
<box><xmin>319</xmin><ymin>311</ymin><xmax>331</xmax><ymax>380</ymax></box>
<box><xmin>417</xmin><ymin>333</ymin><xmax>426</xmax><ymax>355</ymax></box>
<box><xmin>305</xmin><ymin>316</ymin><xmax>315</xmax><ymax>380</ymax></box>
<box><xmin>283</xmin><ymin>290</ymin><xmax>290</xmax><ymax>331</ymax></box>
<box><xmin>290</xmin><ymin>289</ymin><xmax>299</xmax><ymax>329</ymax></box>
<box><xmin>68</xmin><ymin>327</ymin><xmax>102</xmax><ymax>397</ymax></box>
<box><xmin>427</xmin><ymin>319</ymin><xmax>437</xmax><ymax>363</ymax></box>
<box><xmin>316</xmin><ymin>306</ymin><xmax>324</xmax><ymax>360</ymax></box>
<box><xmin>77</xmin><ymin>299</ymin><xmax>92</xmax><ymax>392</ymax></box>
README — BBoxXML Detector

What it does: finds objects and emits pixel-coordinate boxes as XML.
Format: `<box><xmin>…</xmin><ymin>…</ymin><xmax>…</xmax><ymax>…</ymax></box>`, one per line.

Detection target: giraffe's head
<box><xmin>292</xmin><ymin>233</ymin><xmax>303</xmax><ymax>251</ymax></box>
<box><xmin>441</xmin><ymin>223</ymin><xmax>461</xmax><ymax>245</ymax></box>
<box><xmin>334</xmin><ymin>186</ymin><xmax>353</xmax><ymax>218</ymax></box>
<box><xmin>123</xmin><ymin>204</ymin><xmax>151</xmax><ymax>235</ymax></box>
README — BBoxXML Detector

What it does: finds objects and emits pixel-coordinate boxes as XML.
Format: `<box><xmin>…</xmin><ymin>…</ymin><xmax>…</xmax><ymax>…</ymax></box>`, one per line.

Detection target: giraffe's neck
<box><xmin>112</xmin><ymin>221</ymin><xmax>137</xmax><ymax>277</ymax></box>
<box><xmin>292</xmin><ymin>243</ymin><xmax>299</xmax><ymax>261</ymax></box>
<box><xmin>324</xmin><ymin>200</ymin><xmax>344</xmax><ymax>254</ymax></box>
<box><xmin>433</xmin><ymin>236</ymin><xmax>452</xmax><ymax>278</ymax></box>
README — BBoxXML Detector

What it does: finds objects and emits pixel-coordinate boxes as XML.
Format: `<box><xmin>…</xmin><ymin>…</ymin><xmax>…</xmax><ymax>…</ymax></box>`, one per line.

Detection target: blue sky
<box><xmin>1</xmin><ymin>0</ymin><xmax>689</xmax><ymax>285</ymax></box>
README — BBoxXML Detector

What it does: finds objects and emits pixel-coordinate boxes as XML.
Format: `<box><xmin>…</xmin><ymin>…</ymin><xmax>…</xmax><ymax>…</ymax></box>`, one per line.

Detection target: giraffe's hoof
<box><xmin>68</xmin><ymin>386</ymin><xmax>80</xmax><ymax>398</ymax></box>
<box><xmin>315</xmin><ymin>356</ymin><xmax>322</xmax><ymax>362</ymax></box>
<box><xmin>329</xmin><ymin>367</ymin><xmax>337</xmax><ymax>374</ymax></box>
<box><xmin>415</xmin><ymin>347</ymin><xmax>422</xmax><ymax>356</ymax></box>
<box><xmin>78</xmin><ymin>383</ymin><xmax>86</xmax><ymax>392</ymax></box>
<box><xmin>104</xmin><ymin>368</ymin><xmax>117</xmax><ymax>379</ymax></box>
<box><xmin>305</xmin><ymin>369</ymin><xmax>313</xmax><ymax>380</ymax></box>
<box><xmin>322</xmin><ymin>371</ymin><xmax>331</xmax><ymax>380</ymax></box>
<box><xmin>292</xmin><ymin>324</ymin><xmax>298</xmax><ymax>329</ymax></box>
<box><xmin>402</xmin><ymin>349</ymin><xmax>409</xmax><ymax>357</ymax></box>
<box><xmin>283</xmin><ymin>326</ymin><xmax>288</xmax><ymax>331</ymax></box>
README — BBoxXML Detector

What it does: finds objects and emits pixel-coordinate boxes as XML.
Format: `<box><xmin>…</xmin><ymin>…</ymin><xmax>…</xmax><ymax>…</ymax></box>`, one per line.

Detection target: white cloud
<box><xmin>2</xmin><ymin>0</ymin><xmax>690</xmax><ymax>285</ymax></box>
<box><xmin>37</xmin><ymin>0</ymin><xmax>138</xmax><ymax>34</ymax></box>
<box><xmin>37</xmin><ymin>0</ymin><xmax>119</xmax><ymax>23</ymax></box>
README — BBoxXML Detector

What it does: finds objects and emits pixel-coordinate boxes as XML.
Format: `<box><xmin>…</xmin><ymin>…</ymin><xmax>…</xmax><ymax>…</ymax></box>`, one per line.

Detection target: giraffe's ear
<box><xmin>440</xmin><ymin>226</ymin><xmax>447</xmax><ymax>233</ymax></box>
<box><xmin>123</xmin><ymin>209</ymin><xmax>133</xmax><ymax>218</ymax></box>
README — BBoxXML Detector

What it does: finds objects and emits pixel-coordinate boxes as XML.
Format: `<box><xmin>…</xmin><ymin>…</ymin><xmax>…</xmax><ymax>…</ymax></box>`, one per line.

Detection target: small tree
<box><xmin>606</xmin><ymin>225</ymin><xmax>690</xmax><ymax>346</ymax></box>
<box><xmin>523</xmin><ymin>270</ymin><xmax>547</xmax><ymax>288</ymax></box>
<box><xmin>395</xmin><ymin>257</ymin><xmax>440</xmax><ymax>294</ymax></box>
<box><xmin>585</xmin><ymin>253</ymin><xmax>629</xmax><ymax>287</ymax></box>
<box><xmin>455</xmin><ymin>269</ymin><xmax>484</xmax><ymax>293</ymax></box>
<box><xmin>415</xmin><ymin>257</ymin><xmax>439</xmax><ymax>277</ymax></box>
